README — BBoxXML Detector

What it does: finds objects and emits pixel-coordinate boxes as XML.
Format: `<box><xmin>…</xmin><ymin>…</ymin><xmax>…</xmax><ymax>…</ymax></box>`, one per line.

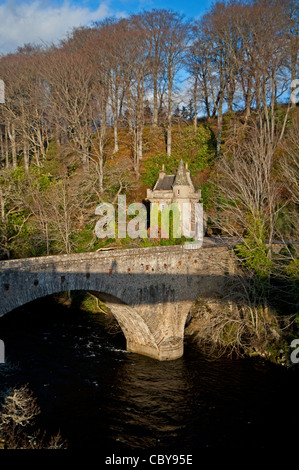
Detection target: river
<box><xmin>0</xmin><ymin>294</ymin><xmax>298</xmax><ymax>458</ymax></box>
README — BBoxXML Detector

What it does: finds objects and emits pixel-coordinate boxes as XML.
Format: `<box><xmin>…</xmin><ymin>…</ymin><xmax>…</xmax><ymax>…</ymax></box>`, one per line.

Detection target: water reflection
<box><xmin>107</xmin><ymin>355</ymin><xmax>191</xmax><ymax>449</ymax></box>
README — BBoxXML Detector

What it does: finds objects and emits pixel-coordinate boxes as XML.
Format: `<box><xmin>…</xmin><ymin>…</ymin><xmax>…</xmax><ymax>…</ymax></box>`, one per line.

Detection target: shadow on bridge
<box><xmin>0</xmin><ymin>270</ymin><xmax>295</xmax><ymax>310</ymax></box>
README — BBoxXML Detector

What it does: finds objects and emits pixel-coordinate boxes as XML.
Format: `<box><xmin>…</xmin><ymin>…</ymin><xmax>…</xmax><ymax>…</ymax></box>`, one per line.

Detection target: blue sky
<box><xmin>73</xmin><ymin>0</ymin><xmax>212</xmax><ymax>19</ymax></box>
<box><xmin>0</xmin><ymin>0</ymin><xmax>213</xmax><ymax>54</ymax></box>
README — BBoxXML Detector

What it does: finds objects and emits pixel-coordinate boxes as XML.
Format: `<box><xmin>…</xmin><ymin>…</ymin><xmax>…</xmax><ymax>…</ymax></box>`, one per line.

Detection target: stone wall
<box><xmin>0</xmin><ymin>243</ymin><xmax>236</xmax><ymax>360</ymax></box>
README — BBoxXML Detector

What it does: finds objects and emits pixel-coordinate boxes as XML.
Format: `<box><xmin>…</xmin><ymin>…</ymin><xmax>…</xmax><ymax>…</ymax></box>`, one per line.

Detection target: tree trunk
<box><xmin>23</xmin><ymin>138</ymin><xmax>30</xmax><ymax>172</ymax></box>
<box><xmin>34</xmin><ymin>150</ymin><xmax>41</xmax><ymax>167</ymax></box>
<box><xmin>98</xmin><ymin>118</ymin><xmax>106</xmax><ymax>194</ymax></box>
<box><xmin>216</xmin><ymin>89</ymin><xmax>224</xmax><ymax>156</ymax></box>
<box><xmin>113</xmin><ymin>106</ymin><xmax>119</xmax><ymax>153</ymax></box>
<box><xmin>133</xmin><ymin>129</ymin><xmax>139</xmax><ymax>177</ymax></box>
<box><xmin>193</xmin><ymin>76</ymin><xmax>198</xmax><ymax>132</ymax></box>
<box><xmin>227</xmin><ymin>74</ymin><xmax>235</xmax><ymax>113</ymax></box>
<box><xmin>167</xmin><ymin>77</ymin><xmax>173</xmax><ymax>157</ymax></box>
<box><xmin>0</xmin><ymin>188</ymin><xmax>5</xmax><ymax>222</ymax></box>
<box><xmin>0</xmin><ymin>134</ymin><xmax>4</xmax><ymax>166</ymax></box>
<box><xmin>245</xmin><ymin>83</ymin><xmax>252</xmax><ymax>119</ymax></box>
<box><xmin>127</xmin><ymin>92</ymin><xmax>134</xmax><ymax>134</ymax></box>
<box><xmin>45</xmin><ymin>222</ymin><xmax>49</xmax><ymax>255</ymax></box>
<box><xmin>7</xmin><ymin>121</ymin><xmax>17</xmax><ymax>169</ymax></box>
<box><xmin>136</xmin><ymin>124</ymin><xmax>143</xmax><ymax>162</ymax></box>
<box><xmin>167</xmin><ymin>124</ymin><xmax>172</xmax><ymax>157</ymax></box>
<box><xmin>153</xmin><ymin>70</ymin><xmax>158</xmax><ymax>127</ymax></box>
<box><xmin>5</xmin><ymin>129</ymin><xmax>9</xmax><ymax>168</ymax></box>
<box><xmin>290</xmin><ymin>60</ymin><xmax>298</xmax><ymax>107</ymax></box>
<box><xmin>203</xmin><ymin>74</ymin><xmax>210</xmax><ymax>119</ymax></box>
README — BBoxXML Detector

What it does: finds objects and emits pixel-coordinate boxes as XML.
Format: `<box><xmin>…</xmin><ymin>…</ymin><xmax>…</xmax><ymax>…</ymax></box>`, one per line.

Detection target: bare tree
<box><xmin>93</xmin><ymin>19</ymin><xmax>127</xmax><ymax>155</ymax></box>
<box><xmin>187</xmin><ymin>270</ymin><xmax>286</xmax><ymax>358</ymax></box>
<box><xmin>44</xmin><ymin>48</ymin><xmax>97</xmax><ymax>169</ymax></box>
<box><xmin>0</xmin><ymin>384</ymin><xmax>40</xmax><ymax>448</ymax></box>
<box><xmin>162</xmin><ymin>12</ymin><xmax>191</xmax><ymax>157</ymax></box>
<box><xmin>136</xmin><ymin>9</ymin><xmax>169</xmax><ymax>127</ymax></box>
<box><xmin>279</xmin><ymin>114</ymin><xmax>299</xmax><ymax>244</ymax></box>
<box><xmin>0</xmin><ymin>384</ymin><xmax>67</xmax><ymax>449</ymax></box>
<box><xmin>211</xmin><ymin>115</ymin><xmax>285</xmax><ymax>264</ymax></box>
<box><xmin>186</xmin><ymin>28</ymin><xmax>215</xmax><ymax>122</ymax></box>
<box><xmin>280</xmin><ymin>0</ymin><xmax>299</xmax><ymax>106</ymax></box>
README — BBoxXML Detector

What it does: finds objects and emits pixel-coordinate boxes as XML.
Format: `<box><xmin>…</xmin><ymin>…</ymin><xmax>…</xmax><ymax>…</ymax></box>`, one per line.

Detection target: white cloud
<box><xmin>0</xmin><ymin>0</ymin><xmax>119</xmax><ymax>54</ymax></box>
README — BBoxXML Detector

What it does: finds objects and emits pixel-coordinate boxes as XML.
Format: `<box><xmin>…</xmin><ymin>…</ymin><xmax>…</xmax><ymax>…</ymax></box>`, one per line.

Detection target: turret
<box><xmin>173</xmin><ymin>159</ymin><xmax>190</xmax><ymax>198</ymax></box>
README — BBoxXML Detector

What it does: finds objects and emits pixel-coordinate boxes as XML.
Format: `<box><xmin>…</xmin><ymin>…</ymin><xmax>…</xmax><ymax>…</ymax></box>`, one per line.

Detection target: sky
<box><xmin>0</xmin><ymin>0</ymin><xmax>213</xmax><ymax>55</ymax></box>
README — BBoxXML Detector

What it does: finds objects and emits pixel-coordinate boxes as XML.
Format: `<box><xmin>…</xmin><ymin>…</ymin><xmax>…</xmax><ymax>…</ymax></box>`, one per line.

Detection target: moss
<box><xmin>80</xmin><ymin>293</ymin><xmax>111</xmax><ymax>315</ymax></box>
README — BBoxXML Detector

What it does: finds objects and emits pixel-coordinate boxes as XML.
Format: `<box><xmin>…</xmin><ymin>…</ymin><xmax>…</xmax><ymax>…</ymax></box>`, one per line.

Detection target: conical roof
<box><xmin>173</xmin><ymin>159</ymin><xmax>189</xmax><ymax>186</ymax></box>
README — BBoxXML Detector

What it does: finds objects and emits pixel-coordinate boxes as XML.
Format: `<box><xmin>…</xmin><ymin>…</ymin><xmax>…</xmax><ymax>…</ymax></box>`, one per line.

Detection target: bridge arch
<box><xmin>0</xmin><ymin>245</ymin><xmax>235</xmax><ymax>360</ymax></box>
<box><xmin>1</xmin><ymin>285</ymin><xmax>163</xmax><ymax>361</ymax></box>
<box><xmin>88</xmin><ymin>291</ymin><xmax>161</xmax><ymax>359</ymax></box>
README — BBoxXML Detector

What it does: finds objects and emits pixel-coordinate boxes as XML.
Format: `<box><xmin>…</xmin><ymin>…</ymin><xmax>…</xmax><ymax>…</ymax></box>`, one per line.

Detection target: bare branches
<box><xmin>280</xmin><ymin>116</ymin><xmax>299</xmax><ymax>206</ymax></box>
<box><xmin>0</xmin><ymin>384</ymin><xmax>40</xmax><ymax>430</ymax></box>
<box><xmin>0</xmin><ymin>384</ymin><xmax>67</xmax><ymax>449</ymax></box>
<box><xmin>187</xmin><ymin>268</ymin><xmax>290</xmax><ymax>359</ymax></box>
<box><xmin>211</xmin><ymin>117</ymin><xmax>282</xmax><ymax>247</ymax></box>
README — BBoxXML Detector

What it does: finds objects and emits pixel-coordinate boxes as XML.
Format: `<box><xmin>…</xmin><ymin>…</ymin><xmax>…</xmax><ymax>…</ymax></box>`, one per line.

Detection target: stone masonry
<box><xmin>0</xmin><ymin>242</ymin><xmax>236</xmax><ymax>361</ymax></box>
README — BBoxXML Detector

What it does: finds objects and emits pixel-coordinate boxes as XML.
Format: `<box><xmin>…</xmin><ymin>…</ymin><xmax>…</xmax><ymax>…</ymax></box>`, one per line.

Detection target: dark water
<box><xmin>0</xmin><ymin>295</ymin><xmax>299</xmax><ymax>457</ymax></box>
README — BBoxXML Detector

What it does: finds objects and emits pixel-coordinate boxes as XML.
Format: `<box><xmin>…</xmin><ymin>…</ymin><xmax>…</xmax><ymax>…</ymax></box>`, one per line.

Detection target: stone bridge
<box><xmin>0</xmin><ymin>240</ymin><xmax>237</xmax><ymax>361</ymax></box>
